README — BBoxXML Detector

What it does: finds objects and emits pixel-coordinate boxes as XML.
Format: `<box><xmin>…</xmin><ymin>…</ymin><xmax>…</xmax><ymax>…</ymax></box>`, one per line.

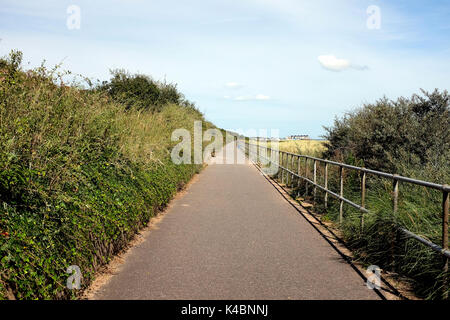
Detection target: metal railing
<box><xmin>242</xmin><ymin>141</ymin><xmax>449</xmax><ymax>298</ymax></box>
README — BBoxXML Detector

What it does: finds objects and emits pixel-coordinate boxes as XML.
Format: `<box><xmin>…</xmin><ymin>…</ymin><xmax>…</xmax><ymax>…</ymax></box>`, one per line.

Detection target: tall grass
<box><xmin>250</xmin><ymin>139</ymin><xmax>326</xmax><ymax>157</ymax></box>
<box><xmin>278</xmin><ymin>140</ymin><xmax>326</xmax><ymax>156</ymax></box>
<box><xmin>0</xmin><ymin>51</ymin><xmax>214</xmax><ymax>299</ymax></box>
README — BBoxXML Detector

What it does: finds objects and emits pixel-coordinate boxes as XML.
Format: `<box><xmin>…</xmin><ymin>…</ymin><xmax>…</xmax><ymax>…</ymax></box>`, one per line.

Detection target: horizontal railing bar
<box><xmin>400</xmin><ymin>228</ymin><xmax>450</xmax><ymax>259</ymax></box>
<box><xmin>246</xmin><ymin>147</ymin><xmax>369</xmax><ymax>213</ymax></box>
<box><xmin>249</xmin><ymin>143</ymin><xmax>449</xmax><ymax>192</ymax></box>
<box><xmin>281</xmin><ymin>163</ymin><xmax>369</xmax><ymax>213</ymax></box>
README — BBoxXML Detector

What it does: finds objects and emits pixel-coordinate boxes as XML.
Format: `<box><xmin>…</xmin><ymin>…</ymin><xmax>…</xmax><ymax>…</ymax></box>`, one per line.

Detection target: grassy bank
<box><xmin>0</xmin><ymin>51</ymin><xmax>214</xmax><ymax>299</ymax></box>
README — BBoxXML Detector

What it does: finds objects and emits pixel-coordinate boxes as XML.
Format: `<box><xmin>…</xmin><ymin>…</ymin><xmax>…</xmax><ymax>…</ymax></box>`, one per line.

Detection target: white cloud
<box><xmin>225</xmin><ymin>82</ymin><xmax>244</xmax><ymax>89</ymax></box>
<box><xmin>317</xmin><ymin>54</ymin><xmax>368</xmax><ymax>72</ymax></box>
<box><xmin>318</xmin><ymin>54</ymin><xmax>351</xmax><ymax>71</ymax></box>
<box><xmin>233</xmin><ymin>94</ymin><xmax>271</xmax><ymax>101</ymax></box>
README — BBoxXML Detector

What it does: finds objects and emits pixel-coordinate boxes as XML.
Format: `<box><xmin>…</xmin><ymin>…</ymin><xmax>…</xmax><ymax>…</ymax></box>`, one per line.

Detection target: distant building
<box><xmin>286</xmin><ymin>135</ymin><xmax>310</xmax><ymax>140</ymax></box>
<box><xmin>249</xmin><ymin>137</ymin><xmax>280</xmax><ymax>141</ymax></box>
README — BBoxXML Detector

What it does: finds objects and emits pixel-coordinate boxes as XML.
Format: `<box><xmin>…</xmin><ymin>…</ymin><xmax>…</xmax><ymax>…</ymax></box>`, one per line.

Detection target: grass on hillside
<box><xmin>0</xmin><ymin>51</ymin><xmax>215</xmax><ymax>299</ymax></box>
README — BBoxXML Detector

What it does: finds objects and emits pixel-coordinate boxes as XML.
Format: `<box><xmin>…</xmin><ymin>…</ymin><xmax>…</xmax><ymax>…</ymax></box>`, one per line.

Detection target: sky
<box><xmin>0</xmin><ymin>0</ymin><xmax>449</xmax><ymax>138</ymax></box>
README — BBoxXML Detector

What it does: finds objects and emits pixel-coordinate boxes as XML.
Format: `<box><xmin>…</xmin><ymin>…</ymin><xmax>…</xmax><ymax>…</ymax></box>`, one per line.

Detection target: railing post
<box><xmin>324</xmin><ymin>163</ymin><xmax>328</xmax><ymax>210</ymax></box>
<box><xmin>235</xmin><ymin>136</ymin><xmax>237</xmax><ymax>162</ymax></box>
<box><xmin>442</xmin><ymin>186</ymin><xmax>449</xmax><ymax>300</ymax></box>
<box><xmin>305</xmin><ymin>158</ymin><xmax>309</xmax><ymax>196</ymax></box>
<box><xmin>313</xmin><ymin>160</ymin><xmax>317</xmax><ymax>203</ymax></box>
<box><xmin>393</xmin><ymin>175</ymin><xmax>399</xmax><ymax>214</ymax></box>
<box><xmin>291</xmin><ymin>154</ymin><xmax>295</xmax><ymax>188</ymax></box>
<box><xmin>287</xmin><ymin>154</ymin><xmax>291</xmax><ymax>187</ymax></box>
<box><xmin>269</xmin><ymin>146</ymin><xmax>272</xmax><ymax>166</ymax></box>
<box><xmin>339</xmin><ymin>166</ymin><xmax>344</xmax><ymax>225</ymax></box>
<box><xmin>286</xmin><ymin>153</ymin><xmax>289</xmax><ymax>186</ymax></box>
<box><xmin>392</xmin><ymin>175</ymin><xmax>399</xmax><ymax>271</ymax></box>
<box><xmin>279</xmin><ymin>150</ymin><xmax>282</xmax><ymax>181</ymax></box>
<box><xmin>297</xmin><ymin>156</ymin><xmax>301</xmax><ymax>198</ymax></box>
<box><xmin>278</xmin><ymin>151</ymin><xmax>282</xmax><ymax>182</ymax></box>
<box><xmin>361</xmin><ymin>171</ymin><xmax>366</xmax><ymax>231</ymax></box>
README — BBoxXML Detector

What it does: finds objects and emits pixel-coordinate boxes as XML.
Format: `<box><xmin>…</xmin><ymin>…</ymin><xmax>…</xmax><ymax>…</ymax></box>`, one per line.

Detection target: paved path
<box><xmin>94</xmin><ymin>147</ymin><xmax>379</xmax><ymax>300</ymax></box>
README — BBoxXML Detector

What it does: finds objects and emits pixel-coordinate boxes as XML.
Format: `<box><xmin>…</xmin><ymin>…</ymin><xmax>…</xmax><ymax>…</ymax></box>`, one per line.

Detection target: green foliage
<box><xmin>99</xmin><ymin>69</ymin><xmax>190</xmax><ymax>113</ymax></box>
<box><xmin>323</xmin><ymin>90</ymin><xmax>450</xmax><ymax>178</ymax></box>
<box><xmin>0</xmin><ymin>51</ymin><xmax>212</xmax><ymax>299</ymax></box>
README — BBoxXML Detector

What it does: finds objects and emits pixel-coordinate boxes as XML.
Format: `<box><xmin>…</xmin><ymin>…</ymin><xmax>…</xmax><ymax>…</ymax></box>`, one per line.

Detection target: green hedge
<box><xmin>0</xmin><ymin>51</ymin><xmax>210</xmax><ymax>299</ymax></box>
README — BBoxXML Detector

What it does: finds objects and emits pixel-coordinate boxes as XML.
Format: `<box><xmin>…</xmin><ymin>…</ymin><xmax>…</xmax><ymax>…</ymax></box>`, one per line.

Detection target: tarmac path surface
<box><xmin>93</xmin><ymin>147</ymin><xmax>379</xmax><ymax>300</ymax></box>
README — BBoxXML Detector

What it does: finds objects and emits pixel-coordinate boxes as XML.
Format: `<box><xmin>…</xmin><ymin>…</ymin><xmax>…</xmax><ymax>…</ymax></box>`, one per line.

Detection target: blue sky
<box><xmin>1</xmin><ymin>0</ymin><xmax>449</xmax><ymax>138</ymax></box>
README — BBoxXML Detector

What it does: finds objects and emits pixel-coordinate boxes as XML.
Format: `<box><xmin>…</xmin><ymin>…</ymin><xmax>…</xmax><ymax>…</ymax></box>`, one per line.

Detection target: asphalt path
<box><xmin>94</xmin><ymin>147</ymin><xmax>379</xmax><ymax>300</ymax></box>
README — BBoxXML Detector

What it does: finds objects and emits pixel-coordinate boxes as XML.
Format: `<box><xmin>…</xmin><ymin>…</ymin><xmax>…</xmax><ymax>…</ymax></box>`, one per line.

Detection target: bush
<box><xmin>323</xmin><ymin>90</ymin><xmax>449</xmax><ymax>178</ymax></box>
<box><xmin>99</xmin><ymin>69</ymin><xmax>188</xmax><ymax>113</ymax></box>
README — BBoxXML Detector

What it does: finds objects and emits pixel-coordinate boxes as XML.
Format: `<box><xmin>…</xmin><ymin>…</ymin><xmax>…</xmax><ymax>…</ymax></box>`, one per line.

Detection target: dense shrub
<box><xmin>0</xmin><ymin>51</ymin><xmax>214</xmax><ymax>299</ymax></box>
<box><xmin>99</xmin><ymin>69</ymin><xmax>188</xmax><ymax>113</ymax></box>
<box><xmin>323</xmin><ymin>90</ymin><xmax>449</xmax><ymax>179</ymax></box>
